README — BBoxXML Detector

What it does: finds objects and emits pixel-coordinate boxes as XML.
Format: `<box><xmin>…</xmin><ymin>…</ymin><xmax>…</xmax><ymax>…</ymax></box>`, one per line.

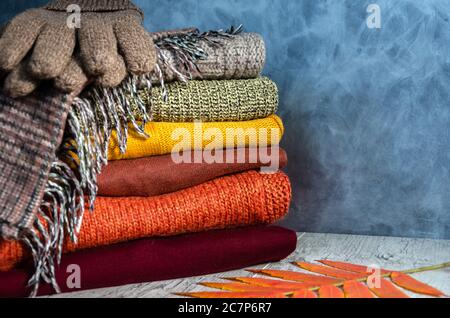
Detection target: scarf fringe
<box><xmin>152</xmin><ymin>24</ymin><xmax>244</xmax><ymax>85</ymax></box>
<box><xmin>21</xmin><ymin>25</ymin><xmax>243</xmax><ymax>297</ymax></box>
<box><xmin>23</xmin><ymin>77</ymin><xmax>152</xmax><ymax>296</ymax></box>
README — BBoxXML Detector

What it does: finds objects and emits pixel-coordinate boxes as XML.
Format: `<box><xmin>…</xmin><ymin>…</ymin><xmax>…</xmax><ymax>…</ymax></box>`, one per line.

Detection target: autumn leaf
<box><xmin>368</xmin><ymin>278</ymin><xmax>409</xmax><ymax>298</ymax></box>
<box><xmin>178</xmin><ymin>260</ymin><xmax>449</xmax><ymax>299</ymax></box>
<box><xmin>228</xmin><ymin>277</ymin><xmax>314</xmax><ymax>290</ymax></box>
<box><xmin>319</xmin><ymin>260</ymin><xmax>392</xmax><ymax>275</ymax></box>
<box><xmin>291</xmin><ymin>290</ymin><xmax>318</xmax><ymax>298</ymax></box>
<box><xmin>343</xmin><ymin>281</ymin><xmax>375</xmax><ymax>298</ymax></box>
<box><xmin>248</xmin><ymin>269</ymin><xmax>340</xmax><ymax>285</ymax></box>
<box><xmin>391</xmin><ymin>272</ymin><xmax>445</xmax><ymax>297</ymax></box>
<box><xmin>318</xmin><ymin>285</ymin><xmax>345</xmax><ymax>298</ymax></box>
<box><xmin>178</xmin><ymin>291</ymin><xmax>287</xmax><ymax>298</ymax></box>
<box><xmin>319</xmin><ymin>260</ymin><xmax>446</xmax><ymax>297</ymax></box>
<box><xmin>200</xmin><ymin>282</ymin><xmax>290</xmax><ymax>293</ymax></box>
<box><xmin>294</xmin><ymin>262</ymin><xmax>364</xmax><ymax>280</ymax></box>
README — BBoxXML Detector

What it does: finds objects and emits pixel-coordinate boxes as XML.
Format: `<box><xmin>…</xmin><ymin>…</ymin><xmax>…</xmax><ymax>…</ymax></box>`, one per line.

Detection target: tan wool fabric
<box><xmin>0</xmin><ymin>0</ymin><xmax>156</xmax><ymax>97</ymax></box>
<box><xmin>153</xmin><ymin>32</ymin><xmax>266</xmax><ymax>83</ymax></box>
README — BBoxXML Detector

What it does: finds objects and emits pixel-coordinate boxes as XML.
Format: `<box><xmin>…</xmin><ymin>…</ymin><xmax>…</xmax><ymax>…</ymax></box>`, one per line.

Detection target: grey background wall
<box><xmin>1</xmin><ymin>0</ymin><xmax>450</xmax><ymax>239</ymax></box>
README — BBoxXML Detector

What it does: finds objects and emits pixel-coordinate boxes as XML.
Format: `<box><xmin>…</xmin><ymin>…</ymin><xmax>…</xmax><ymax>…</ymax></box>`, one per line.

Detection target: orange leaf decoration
<box><xmin>319</xmin><ymin>260</ymin><xmax>392</xmax><ymax>275</ymax></box>
<box><xmin>179</xmin><ymin>260</ymin><xmax>449</xmax><ymax>299</ymax></box>
<box><xmin>201</xmin><ymin>282</ymin><xmax>304</xmax><ymax>294</ymax></box>
<box><xmin>201</xmin><ymin>282</ymin><xmax>280</xmax><ymax>292</ymax></box>
<box><xmin>292</xmin><ymin>290</ymin><xmax>318</xmax><ymax>298</ymax></box>
<box><xmin>391</xmin><ymin>272</ymin><xmax>445</xmax><ymax>297</ymax></box>
<box><xmin>343</xmin><ymin>281</ymin><xmax>375</xmax><ymax>298</ymax></box>
<box><xmin>295</xmin><ymin>262</ymin><xmax>364</xmax><ymax>280</ymax></box>
<box><xmin>368</xmin><ymin>278</ymin><xmax>409</xmax><ymax>298</ymax></box>
<box><xmin>248</xmin><ymin>269</ymin><xmax>340</xmax><ymax>285</ymax></box>
<box><xmin>178</xmin><ymin>291</ymin><xmax>287</xmax><ymax>298</ymax></box>
<box><xmin>230</xmin><ymin>277</ymin><xmax>314</xmax><ymax>290</ymax></box>
<box><xmin>321</xmin><ymin>260</ymin><xmax>444</xmax><ymax>297</ymax></box>
<box><xmin>318</xmin><ymin>285</ymin><xmax>345</xmax><ymax>298</ymax></box>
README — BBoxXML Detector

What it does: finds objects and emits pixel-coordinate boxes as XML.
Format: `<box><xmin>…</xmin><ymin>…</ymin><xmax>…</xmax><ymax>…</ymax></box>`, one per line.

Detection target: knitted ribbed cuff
<box><xmin>45</xmin><ymin>0</ymin><xmax>138</xmax><ymax>11</ymax></box>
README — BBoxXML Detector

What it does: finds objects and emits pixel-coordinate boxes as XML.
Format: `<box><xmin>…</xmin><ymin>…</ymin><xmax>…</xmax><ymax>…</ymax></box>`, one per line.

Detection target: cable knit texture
<box><xmin>108</xmin><ymin>115</ymin><xmax>284</xmax><ymax>160</ymax></box>
<box><xmin>0</xmin><ymin>171</ymin><xmax>292</xmax><ymax>271</ymax></box>
<box><xmin>135</xmin><ymin>77</ymin><xmax>278</xmax><ymax>122</ymax></box>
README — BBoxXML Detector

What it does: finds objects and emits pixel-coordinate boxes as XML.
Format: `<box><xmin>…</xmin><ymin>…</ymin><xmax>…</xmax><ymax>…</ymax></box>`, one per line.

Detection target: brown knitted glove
<box><xmin>0</xmin><ymin>0</ymin><xmax>156</xmax><ymax>97</ymax></box>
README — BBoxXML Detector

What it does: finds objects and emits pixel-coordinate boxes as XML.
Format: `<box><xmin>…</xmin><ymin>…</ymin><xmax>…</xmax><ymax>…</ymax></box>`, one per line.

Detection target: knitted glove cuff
<box><xmin>45</xmin><ymin>0</ymin><xmax>139</xmax><ymax>12</ymax></box>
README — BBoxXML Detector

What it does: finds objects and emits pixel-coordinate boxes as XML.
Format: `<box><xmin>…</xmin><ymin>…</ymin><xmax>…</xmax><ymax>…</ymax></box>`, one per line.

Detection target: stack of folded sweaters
<box><xmin>0</xmin><ymin>29</ymin><xmax>296</xmax><ymax>297</ymax></box>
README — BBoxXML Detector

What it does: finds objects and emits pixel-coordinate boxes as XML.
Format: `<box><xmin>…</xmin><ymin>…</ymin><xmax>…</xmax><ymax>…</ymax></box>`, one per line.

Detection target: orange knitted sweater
<box><xmin>0</xmin><ymin>170</ymin><xmax>291</xmax><ymax>272</ymax></box>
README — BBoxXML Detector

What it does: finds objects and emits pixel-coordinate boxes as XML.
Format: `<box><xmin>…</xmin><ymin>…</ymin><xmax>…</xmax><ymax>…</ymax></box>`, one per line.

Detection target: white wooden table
<box><xmin>47</xmin><ymin>233</ymin><xmax>450</xmax><ymax>298</ymax></box>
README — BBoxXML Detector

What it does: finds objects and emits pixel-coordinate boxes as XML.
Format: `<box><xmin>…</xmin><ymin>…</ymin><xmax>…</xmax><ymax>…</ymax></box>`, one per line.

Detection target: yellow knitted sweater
<box><xmin>108</xmin><ymin>115</ymin><xmax>284</xmax><ymax>160</ymax></box>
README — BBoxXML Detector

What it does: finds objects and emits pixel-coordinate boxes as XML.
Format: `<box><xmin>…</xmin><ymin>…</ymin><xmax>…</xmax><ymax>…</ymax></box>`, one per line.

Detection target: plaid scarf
<box><xmin>0</xmin><ymin>84</ymin><xmax>146</xmax><ymax>296</ymax></box>
<box><xmin>0</xmin><ymin>88</ymin><xmax>69</xmax><ymax>239</ymax></box>
<box><xmin>0</xmin><ymin>26</ymin><xmax>265</xmax><ymax>296</ymax></box>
